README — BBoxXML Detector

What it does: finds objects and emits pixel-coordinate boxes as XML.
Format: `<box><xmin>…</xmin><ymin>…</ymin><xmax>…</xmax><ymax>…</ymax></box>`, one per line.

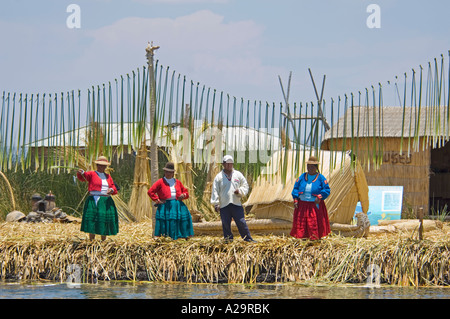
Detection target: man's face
<box><xmin>223</xmin><ymin>162</ymin><xmax>233</xmax><ymax>171</ymax></box>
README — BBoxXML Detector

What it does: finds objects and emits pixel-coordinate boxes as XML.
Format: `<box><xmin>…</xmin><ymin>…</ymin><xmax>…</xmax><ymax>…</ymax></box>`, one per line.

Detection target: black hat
<box><xmin>163</xmin><ymin>162</ymin><xmax>175</xmax><ymax>172</ymax></box>
<box><xmin>31</xmin><ymin>193</ymin><xmax>42</xmax><ymax>201</ymax></box>
<box><xmin>45</xmin><ymin>191</ymin><xmax>56</xmax><ymax>201</ymax></box>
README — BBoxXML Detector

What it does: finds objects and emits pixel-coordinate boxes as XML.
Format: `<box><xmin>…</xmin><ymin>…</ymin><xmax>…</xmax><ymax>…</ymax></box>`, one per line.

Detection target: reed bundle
<box><xmin>200</xmin><ymin>162</ymin><xmax>221</xmax><ymax>221</ymax></box>
<box><xmin>127</xmin><ymin>142</ymin><xmax>152</xmax><ymax>222</ymax></box>
<box><xmin>0</xmin><ymin>171</ymin><xmax>15</xmax><ymax>212</ymax></box>
<box><xmin>170</xmin><ymin>141</ymin><xmax>199</xmax><ymax>215</ymax></box>
<box><xmin>1</xmin><ymin>221</ymin><xmax>449</xmax><ymax>286</ymax></box>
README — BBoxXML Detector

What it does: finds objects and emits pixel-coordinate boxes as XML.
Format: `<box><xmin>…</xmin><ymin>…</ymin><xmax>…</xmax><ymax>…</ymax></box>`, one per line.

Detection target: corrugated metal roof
<box><xmin>28</xmin><ymin>123</ymin><xmax>287</xmax><ymax>152</ymax></box>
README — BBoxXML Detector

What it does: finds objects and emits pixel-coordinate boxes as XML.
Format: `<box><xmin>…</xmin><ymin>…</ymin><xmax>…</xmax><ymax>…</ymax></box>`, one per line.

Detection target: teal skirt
<box><xmin>155</xmin><ymin>200</ymin><xmax>194</xmax><ymax>239</ymax></box>
<box><xmin>81</xmin><ymin>196</ymin><xmax>119</xmax><ymax>236</ymax></box>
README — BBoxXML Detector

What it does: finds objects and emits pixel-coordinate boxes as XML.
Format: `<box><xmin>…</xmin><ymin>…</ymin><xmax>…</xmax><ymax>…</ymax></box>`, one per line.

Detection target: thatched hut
<box><xmin>320</xmin><ymin>106</ymin><xmax>450</xmax><ymax>216</ymax></box>
<box><xmin>244</xmin><ymin>150</ymin><xmax>370</xmax><ymax>227</ymax></box>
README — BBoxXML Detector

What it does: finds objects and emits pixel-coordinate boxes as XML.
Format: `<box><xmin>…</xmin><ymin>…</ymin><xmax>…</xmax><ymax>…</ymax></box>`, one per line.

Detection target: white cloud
<box><xmin>87</xmin><ymin>10</ymin><xmax>261</xmax><ymax>53</ymax></box>
<box><xmin>70</xmin><ymin>10</ymin><xmax>283</xmax><ymax>101</ymax></box>
<box><xmin>1</xmin><ymin>9</ymin><xmax>286</xmax><ymax>101</ymax></box>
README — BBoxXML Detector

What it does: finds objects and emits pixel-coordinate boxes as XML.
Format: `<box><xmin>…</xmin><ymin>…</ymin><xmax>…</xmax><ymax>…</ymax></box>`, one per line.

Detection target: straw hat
<box><xmin>94</xmin><ymin>156</ymin><xmax>111</xmax><ymax>166</ymax></box>
<box><xmin>306</xmin><ymin>156</ymin><xmax>320</xmax><ymax>165</ymax></box>
<box><xmin>163</xmin><ymin>162</ymin><xmax>175</xmax><ymax>172</ymax></box>
<box><xmin>222</xmin><ymin>155</ymin><xmax>234</xmax><ymax>164</ymax></box>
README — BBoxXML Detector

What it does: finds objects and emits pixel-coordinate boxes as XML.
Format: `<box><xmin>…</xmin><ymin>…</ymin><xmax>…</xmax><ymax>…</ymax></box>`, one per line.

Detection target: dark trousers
<box><xmin>219</xmin><ymin>203</ymin><xmax>253</xmax><ymax>241</ymax></box>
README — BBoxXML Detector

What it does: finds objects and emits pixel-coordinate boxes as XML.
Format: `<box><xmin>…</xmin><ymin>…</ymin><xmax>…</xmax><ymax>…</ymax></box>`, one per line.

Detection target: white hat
<box><xmin>222</xmin><ymin>155</ymin><xmax>234</xmax><ymax>163</ymax></box>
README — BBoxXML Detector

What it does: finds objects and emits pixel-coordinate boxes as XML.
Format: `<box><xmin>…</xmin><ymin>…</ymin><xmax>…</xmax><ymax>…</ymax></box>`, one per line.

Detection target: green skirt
<box><xmin>81</xmin><ymin>196</ymin><xmax>119</xmax><ymax>236</ymax></box>
<box><xmin>155</xmin><ymin>200</ymin><xmax>194</xmax><ymax>239</ymax></box>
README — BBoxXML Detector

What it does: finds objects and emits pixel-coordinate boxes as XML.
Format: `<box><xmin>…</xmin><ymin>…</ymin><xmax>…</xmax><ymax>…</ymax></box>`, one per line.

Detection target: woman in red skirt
<box><xmin>290</xmin><ymin>156</ymin><xmax>331</xmax><ymax>240</ymax></box>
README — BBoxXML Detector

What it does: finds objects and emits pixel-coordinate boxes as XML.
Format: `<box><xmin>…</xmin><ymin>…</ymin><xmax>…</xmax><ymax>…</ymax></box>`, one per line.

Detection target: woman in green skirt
<box><xmin>147</xmin><ymin>162</ymin><xmax>194</xmax><ymax>239</ymax></box>
<box><xmin>77</xmin><ymin>156</ymin><xmax>119</xmax><ymax>241</ymax></box>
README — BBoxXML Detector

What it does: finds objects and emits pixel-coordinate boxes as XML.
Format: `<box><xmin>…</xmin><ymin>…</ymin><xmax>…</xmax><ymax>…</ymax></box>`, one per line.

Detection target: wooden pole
<box><xmin>418</xmin><ymin>207</ymin><xmax>424</xmax><ymax>240</ymax></box>
<box><xmin>308</xmin><ymin>68</ymin><xmax>330</xmax><ymax>131</ymax></box>
<box><xmin>146</xmin><ymin>42</ymin><xmax>160</xmax><ymax>230</ymax></box>
<box><xmin>278</xmin><ymin>72</ymin><xmax>299</xmax><ymax>144</ymax></box>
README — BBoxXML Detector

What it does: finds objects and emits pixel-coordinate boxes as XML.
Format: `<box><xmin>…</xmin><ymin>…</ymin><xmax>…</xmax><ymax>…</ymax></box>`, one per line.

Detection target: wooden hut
<box><xmin>320</xmin><ymin>106</ymin><xmax>450</xmax><ymax>216</ymax></box>
<box><xmin>244</xmin><ymin>150</ymin><xmax>370</xmax><ymax>225</ymax></box>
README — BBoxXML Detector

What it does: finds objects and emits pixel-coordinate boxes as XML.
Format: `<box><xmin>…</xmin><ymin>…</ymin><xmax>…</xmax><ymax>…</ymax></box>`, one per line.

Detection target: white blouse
<box><xmin>164</xmin><ymin>177</ymin><xmax>177</xmax><ymax>200</ymax></box>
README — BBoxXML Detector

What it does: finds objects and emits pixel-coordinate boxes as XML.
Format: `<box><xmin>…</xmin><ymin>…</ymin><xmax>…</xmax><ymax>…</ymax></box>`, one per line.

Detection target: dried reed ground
<box><xmin>1</xmin><ymin>221</ymin><xmax>450</xmax><ymax>287</ymax></box>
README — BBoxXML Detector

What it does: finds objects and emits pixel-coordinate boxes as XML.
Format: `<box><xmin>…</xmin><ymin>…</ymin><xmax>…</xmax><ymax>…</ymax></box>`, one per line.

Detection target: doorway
<box><xmin>430</xmin><ymin>141</ymin><xmax>450</xmax><ymax>217</ymax></box>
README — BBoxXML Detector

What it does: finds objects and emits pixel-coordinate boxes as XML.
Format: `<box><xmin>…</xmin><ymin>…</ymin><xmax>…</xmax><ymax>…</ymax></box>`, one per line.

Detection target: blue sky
<box><xmin>1</xmin><ymin>0</ymin><xmax>450</xmax><ymax>106</ymax></box>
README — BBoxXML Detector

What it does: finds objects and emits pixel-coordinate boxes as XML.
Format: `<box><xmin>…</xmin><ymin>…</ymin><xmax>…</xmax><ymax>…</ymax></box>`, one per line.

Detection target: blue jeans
<box><xmin>219</xmin><ymin>204</ymin><xmax>253</xmax><ymax>241</ymax></box>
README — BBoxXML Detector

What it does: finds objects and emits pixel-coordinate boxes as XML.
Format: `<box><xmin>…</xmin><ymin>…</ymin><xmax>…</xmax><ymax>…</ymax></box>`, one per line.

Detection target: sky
<box><xmin>1</xmin><ymin>0</ymin><xmax>450</xmax><ymax>107</ymax></box>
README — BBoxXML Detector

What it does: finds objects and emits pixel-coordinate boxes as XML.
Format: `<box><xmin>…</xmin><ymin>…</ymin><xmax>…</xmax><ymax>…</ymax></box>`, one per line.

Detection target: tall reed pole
<box><xmin>146</xmin><ymin>42</ymin><xmax>160</xmax><ymax>228</ymax></box>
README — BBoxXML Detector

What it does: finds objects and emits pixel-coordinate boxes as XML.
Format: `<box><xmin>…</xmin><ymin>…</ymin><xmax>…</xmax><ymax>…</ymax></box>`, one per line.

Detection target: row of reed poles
<box><xmin>0</xmin><ymin>45</ymin><xmax>450</xmax><ymax>222</ymax></box>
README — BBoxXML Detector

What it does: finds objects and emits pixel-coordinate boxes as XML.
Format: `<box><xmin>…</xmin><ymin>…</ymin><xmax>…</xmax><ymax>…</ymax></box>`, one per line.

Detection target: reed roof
<box><xmin>322</xmin><ymin>106</ymin><xmax>449</xmax><ymax>145</ymax></box>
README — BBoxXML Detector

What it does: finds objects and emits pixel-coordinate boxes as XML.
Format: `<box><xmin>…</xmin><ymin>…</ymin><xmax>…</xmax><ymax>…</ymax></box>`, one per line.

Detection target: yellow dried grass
<box><xmin>1</xmin><ymin>221</ymin><xmax>450</xmax><ymax>286</ymax></box>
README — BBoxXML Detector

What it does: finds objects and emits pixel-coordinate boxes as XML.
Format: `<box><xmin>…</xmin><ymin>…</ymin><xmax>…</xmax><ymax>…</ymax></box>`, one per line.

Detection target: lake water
<box><xmin>2</xmin><ymin>281</ymin><xmax>448</xmax><ymax>318</ymax></box>
<box><xmin>1</xmin><ymin>280</ymin><xmax>450</xmax><ymax>299</ymax></box>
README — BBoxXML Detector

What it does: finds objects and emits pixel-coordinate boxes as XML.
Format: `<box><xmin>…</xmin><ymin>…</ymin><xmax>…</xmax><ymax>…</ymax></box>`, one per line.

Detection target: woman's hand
<box><xmin>178</xmin><ymin>194</ymin><xmax>186</xmax><ymax>201</ymax></box>
<box><xmin>315</xmin><ymin>197</ymin><xmax>321</xmax><ymax>205</ymax></box>
<box><xmin>294</xmin><ymin>201</ymin><xmax>298</xmax><ymax>209</ymax></box>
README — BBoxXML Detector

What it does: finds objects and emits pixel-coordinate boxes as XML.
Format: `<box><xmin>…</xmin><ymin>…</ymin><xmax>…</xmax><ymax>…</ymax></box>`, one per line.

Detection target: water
<box><xmin>1</xmin><ymin>280</ymin><xmax>449</xmax><ymax>299</ymax></box>
<box><xmin>2</xmin><ymin>281</ymin><xmax>448</xmax><ymax>318</ymax></box>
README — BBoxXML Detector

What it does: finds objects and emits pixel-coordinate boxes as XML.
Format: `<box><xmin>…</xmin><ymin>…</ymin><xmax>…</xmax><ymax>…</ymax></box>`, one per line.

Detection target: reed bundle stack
<box><xmin>128</xmin><ymin>142</ymin><xmax>153</xmax><ymax>223</ymax></box>
<box><xmin>1</xmin><ymin>221</ymin><xmax>449</xmax><ymax>286</ymax></box>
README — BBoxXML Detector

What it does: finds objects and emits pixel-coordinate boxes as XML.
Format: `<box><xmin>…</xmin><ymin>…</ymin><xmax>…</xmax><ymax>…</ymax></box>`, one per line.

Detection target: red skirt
<box><xmin>290</xmin><ymin>200</ymin><xmax>330</xmax><ymax>240</ymax></box>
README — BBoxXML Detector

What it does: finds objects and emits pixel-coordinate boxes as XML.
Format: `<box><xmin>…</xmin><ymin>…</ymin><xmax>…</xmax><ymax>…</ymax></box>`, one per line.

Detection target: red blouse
<box><xmin>147</xmin><ymin>178</ymin><xmax>189</xmax><ymax>202</ymax></box>
<box><xmin>76</xmin><ymin>170</ymin><xmax>118</xmax><ymax>195</ymax></box>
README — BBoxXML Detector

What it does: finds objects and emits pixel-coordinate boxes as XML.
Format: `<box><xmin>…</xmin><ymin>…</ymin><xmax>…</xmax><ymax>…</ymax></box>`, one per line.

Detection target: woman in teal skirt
<box><xmin>147</xmin><ymin>162</ymin><xmax>194</xmax><ymax>240</ymax></box>
<box><xmin>77</xmin><ymin>156</ymin><xmax>119</xmax><ymax>241</ymax></box>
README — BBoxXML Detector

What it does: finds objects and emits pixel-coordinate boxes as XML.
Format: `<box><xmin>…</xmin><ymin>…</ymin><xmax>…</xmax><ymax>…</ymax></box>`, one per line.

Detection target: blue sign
<box><xmin>355</xmin><ymin>186</ymin><xmax>403</xmax><ymax>226</ymax></box>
